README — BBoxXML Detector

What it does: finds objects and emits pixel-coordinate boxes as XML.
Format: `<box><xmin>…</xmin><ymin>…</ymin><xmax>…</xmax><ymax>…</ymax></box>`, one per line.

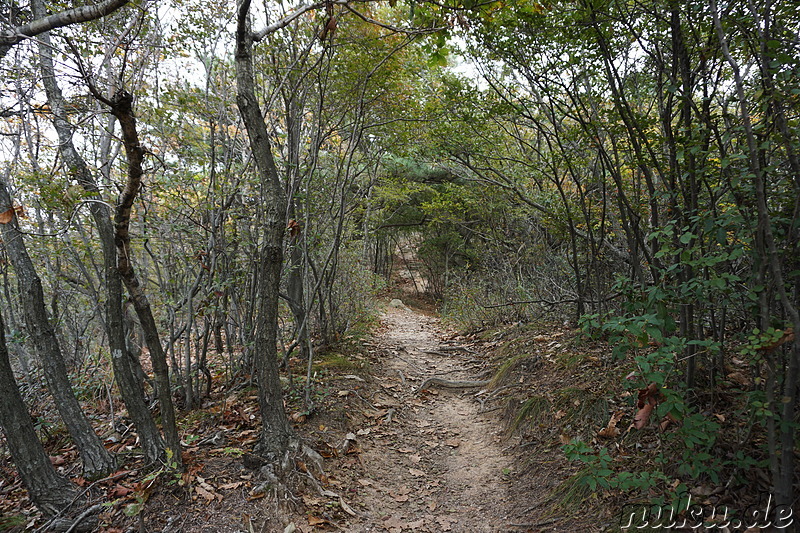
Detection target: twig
<box><xmin>64</xmin><ymin>504</ymin><xmax>104</xmax><ymax>533</ymax></box>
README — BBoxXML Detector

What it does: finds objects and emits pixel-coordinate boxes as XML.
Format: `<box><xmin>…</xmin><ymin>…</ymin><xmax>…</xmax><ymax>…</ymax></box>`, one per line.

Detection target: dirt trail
<box><xmin>341</xmin><ymin>303</ymin><xmax>521</xmax><ymax>532</ymax></box>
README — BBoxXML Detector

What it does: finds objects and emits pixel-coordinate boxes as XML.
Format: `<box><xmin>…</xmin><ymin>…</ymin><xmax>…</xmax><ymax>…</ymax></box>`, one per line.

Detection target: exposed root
<box><xmin>413</xmin><ymin>377</ymin><xmax>491</xmax><ymax>395</ymax></box>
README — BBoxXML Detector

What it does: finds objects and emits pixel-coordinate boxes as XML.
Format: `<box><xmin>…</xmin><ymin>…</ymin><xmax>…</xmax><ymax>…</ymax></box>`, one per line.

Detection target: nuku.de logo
<box><xmin>620</xmin><ymin>494</ymin><xmax>794</xmax><ymax>530</ymax></box>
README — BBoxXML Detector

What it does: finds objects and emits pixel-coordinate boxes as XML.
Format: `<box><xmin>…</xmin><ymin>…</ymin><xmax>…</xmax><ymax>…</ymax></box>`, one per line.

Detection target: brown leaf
<box><xmin>598</xmin><ymin>411</ymin><xmax>625</xmax><ymax>438</ymax></box>
<box><xmin>633</xmin><ymin>383</ymin><xmax>661</xmax><ymax>430</ymax></box>
<box><xmin>195</xmin><ymin>485</ymin><xmax>216</xmax><ymax>502</ymax></box>
<box><xmin>308</xmin><ymin>515</ymin><xmax>327</xmax><ymax>526</ymax></box>
<box><xmin>108</xmin><ymin>484</ymin><xmax>133</xmax><ymax>498</ymax></box>
<box><xmin>726</xmin><ymin>371</ymin><xmax>749</xmax><ymax>387</ymax></box>
<box><xmin>408</xmin><ymin>468</ymin><xmax>425</xmax><ymax>477</ymax></box>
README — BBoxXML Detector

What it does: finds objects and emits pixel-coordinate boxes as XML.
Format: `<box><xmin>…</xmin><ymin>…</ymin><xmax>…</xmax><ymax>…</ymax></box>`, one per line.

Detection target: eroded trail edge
<box><xmin>343</xmin><ymin>304</ymin><xmax>517</xmax><ymax>532</ymax></box>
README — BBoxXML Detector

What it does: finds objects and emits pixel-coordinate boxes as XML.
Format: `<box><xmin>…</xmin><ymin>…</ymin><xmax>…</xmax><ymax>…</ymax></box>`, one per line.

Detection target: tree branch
<box><xmin>0</xmin><ymin>0</ymin><xmax>129</xmax><ymax>60</ymax></box>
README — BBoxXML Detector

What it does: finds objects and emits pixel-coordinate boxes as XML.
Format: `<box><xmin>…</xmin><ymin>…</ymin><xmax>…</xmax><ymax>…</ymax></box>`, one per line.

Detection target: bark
<box><xmin>235</xmin><ymin>0</ymin><xmax>293</xmax><ymax>457</ymax></box>
<box><xmin>0</xmin><ymin>179</ymin><xmax>116</xmax><ymax>480</ymax></box>
<box><xmin>0</xmin><ymin>0</ymin><xmax>129</xmax><ymax>60</ymax></box>
<box><xmin>107</xmin><ymin>90</ymin><xmax>182</xmax><ymax>468</ymax></box>
<box><xmin>0</xmin><ymin>308</ymin><xmax>77</xmax><ymax>516</ymax></box>
<box><xmin>33</xmin><ymin>12</ymin><xmax>165</xmax><ymax>464</ymax></box>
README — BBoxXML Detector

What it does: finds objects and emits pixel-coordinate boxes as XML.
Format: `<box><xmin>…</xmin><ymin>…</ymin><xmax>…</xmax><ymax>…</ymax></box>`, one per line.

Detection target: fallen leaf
<box><xmin>407</xmin><ymin>518</ymin><xmax>425</xmax><ymax>528</ymax></box>
<box><xmin>392</xmin><ymin>493</ymin><xmax>409</xmax><ymax>502</ymax></box>
<box><xmin>436</xmin><ymin>516</ymin><xmax>453</xmax><ymax>531</ymax></box>
<box><xmin>108</xmin><ymin>484</ymin><xmax>133</xmax><ymax>498</ymax></box>
<box><xmin>308</xmin><ymin>515</ymin><xmax>327</xmax><ymax>526</ymax></box>
<box><xmin>726</xmin><ymin>372</ymin><xmax>749</xmax><ymax>387</ymax></box>
<box><xmin>195</xmin><ymin>485</ymin><xmax>216</xmax><ymax>502</ymax></box>
<box><xmin>444</xmin><ymin>439</ymin><xmax>460</xmax><ymax>448</ymax></box>
<box><xmin>409</xmin><ymin>468</ymin><xmax>426</xmax><ymax>477</ymax></box>
<box><xmin>633</xmin><ymin>383</ymin><xmax>661</xmax><ymax>430</ymax></box>
<box><xmin>219</xmin><ymin>481</ymin><xmax>243</xmax><ymax>490</ymax></box>
<box><xmin>598</xmin><ymin>411</ymin><xmax>625</xmax><ymax>438</ymax></box>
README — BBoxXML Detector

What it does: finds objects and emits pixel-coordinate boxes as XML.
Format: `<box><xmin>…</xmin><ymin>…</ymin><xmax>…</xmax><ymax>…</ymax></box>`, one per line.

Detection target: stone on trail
<box><xmin>389</xmin><ymin>298</ymin><xmax>405</xmax><ymax>308</ymax></box>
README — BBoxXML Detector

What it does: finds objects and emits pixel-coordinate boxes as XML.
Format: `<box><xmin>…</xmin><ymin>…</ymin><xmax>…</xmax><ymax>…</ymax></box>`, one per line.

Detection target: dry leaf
<box><xmin>307</xmin><ymin>516</ymin><xmax>327</xmax><ymax>526</ymax></box>
<box><xmin>195</xmin><ymin>485</ymin><xmax>216</xmax><ymax>502</ymax></box>
<box><xmin>408</xmin><ymin>468</ymin><xmax>425</xmax><ymax>477</ymax></box>
<box><xmin>633</xmin><ymin>383</ymin><xmax>661</xmax><ymax>430</ymax></box>
<box><xmin>109</xmin><ymin>484</ymin><xmax>133</xmax><ymax>498</ymax></box>
<box><xmin>598</xmin><ymin>411</ymin><xmax>625</xmax><ymax>438</ymax></box>
<box><xmin>0</xmin><ymin>206</ymin><xmax>23</xmax><ymax>224</ymax></box>
<box><xmin>444</xmin><ymin>439</ymin><xmax>461</xmax><ymax>448</ymax></box>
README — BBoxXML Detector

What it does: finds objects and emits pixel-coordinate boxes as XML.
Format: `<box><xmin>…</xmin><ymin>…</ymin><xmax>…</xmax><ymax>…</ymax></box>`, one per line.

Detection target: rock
<box><xmin>389</xmin><ymin>298</ymin><xmax>405</xmax><ymax>308</ymax></box>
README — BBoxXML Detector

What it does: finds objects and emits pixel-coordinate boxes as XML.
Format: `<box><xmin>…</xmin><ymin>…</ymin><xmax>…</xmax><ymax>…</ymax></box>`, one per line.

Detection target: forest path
<box><xmin>339</xmin><ymin>303</ymin><xmax>521</xmax><ymax>532</ymax></box>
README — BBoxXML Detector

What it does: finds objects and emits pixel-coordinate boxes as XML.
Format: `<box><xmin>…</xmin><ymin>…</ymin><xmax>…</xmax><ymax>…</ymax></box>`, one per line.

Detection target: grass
<box><xmin>510</xmin><ymin>395</ymin><xmax>551</xmax><ymax>432</ymax></box>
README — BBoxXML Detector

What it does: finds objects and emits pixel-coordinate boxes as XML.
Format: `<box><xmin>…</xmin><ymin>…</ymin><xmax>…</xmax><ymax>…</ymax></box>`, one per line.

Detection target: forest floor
<box><xmin>2</xmin><ymin>298</ymin><xmax>608</xmax><ymax>532</ymax></box>
<box><xmin>124</xmin><ymin>296</ymin><xmax>601</xmax><ymax>533</ymax></box>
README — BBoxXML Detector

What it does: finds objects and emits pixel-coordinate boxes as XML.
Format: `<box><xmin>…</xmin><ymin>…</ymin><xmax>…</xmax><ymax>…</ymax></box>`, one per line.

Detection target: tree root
<box><xmin>413</xmin><ymin>377</ymin><xmax>491</xmax><ymax>395</ymax></box>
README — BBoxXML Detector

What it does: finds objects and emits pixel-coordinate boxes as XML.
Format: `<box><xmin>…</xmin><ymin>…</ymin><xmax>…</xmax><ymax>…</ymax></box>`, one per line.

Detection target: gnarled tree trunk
<box><xmin>33</xmin><ymin>10</ymin><xmax>165</xmax><ymax>464</ymax></box>
<box><xmin>235</xmin><ymin>0</ymin><xmax>293</xmax><ymax>457</ymax></box>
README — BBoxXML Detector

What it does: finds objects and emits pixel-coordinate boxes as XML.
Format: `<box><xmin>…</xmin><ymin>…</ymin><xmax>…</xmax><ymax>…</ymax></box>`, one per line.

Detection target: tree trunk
<box><xmin>0</xmin><ymin>308</ymin><xmax>77</xmax><ymax>516</ymax></box>
<box><xmin>0</xmin><ymin>179</ymin><xmax>116</xmax><ymax>480</ymax></box>
<box><xmin>235</xmin><ymin>0</ymin><xmax>293</xmax><ymax>457</ymax></box>
<box><xmin>107</xmin><ymin>90</ymin><xmax>183</xmax><ymax>469</ymax></box>
<box><xmin>33</xmin><ymin>16</ymin><xmax>165</xmax><ymax>464</ymax></box>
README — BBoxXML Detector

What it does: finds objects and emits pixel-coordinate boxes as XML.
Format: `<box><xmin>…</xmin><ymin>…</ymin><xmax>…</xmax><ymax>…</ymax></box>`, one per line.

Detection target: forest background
<box><xmin>0</xmin><ymin>0</ymin><xmax>798</xmax><ymax>528</ymax></box>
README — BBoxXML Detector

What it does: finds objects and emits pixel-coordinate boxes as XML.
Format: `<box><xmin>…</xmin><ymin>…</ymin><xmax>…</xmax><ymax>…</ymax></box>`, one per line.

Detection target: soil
<box><xmin>332</xmin><ymin>303</ymin><xmax>521</xmax><ymax>532</ymax></box>
<box><xmin>124</xmin><ymin>300</ymin><xmax>554</xmax><ymax>533</ymax></box>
